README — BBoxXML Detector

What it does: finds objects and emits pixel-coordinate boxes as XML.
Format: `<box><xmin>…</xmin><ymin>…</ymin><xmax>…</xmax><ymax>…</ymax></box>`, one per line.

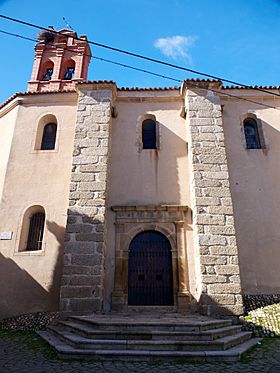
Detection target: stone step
<box><xmin>48</xmin><ymin>326</ymin><xmax>251</xmax><ymax>351</ymax></box>
<box><xmin>39</xmin><ymin>313</ymin><xmax>258</xmax><ymax>361</ymax></box>
<box><xmin>39</xmin><ymin>330</ymin><xmax>260</xmax><ymax>362</ymax></box>
<box><xmin>58</xmin><ymin>320</ymin><xmax>242</xmax><ymax>341</ymax></box>
<box><xmin>126</xmin><ymin>306</ymin><xmax>177</xmax><ymax>313</ymax></box>
<box><xmin>69</xmin><ymin>315</ymin><xmax>233</xmax><ymax>332</ymax></box>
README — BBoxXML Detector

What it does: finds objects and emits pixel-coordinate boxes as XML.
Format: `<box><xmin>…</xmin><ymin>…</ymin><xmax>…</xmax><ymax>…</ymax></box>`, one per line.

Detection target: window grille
<box><xmin>244</xmin><ymin>119</ymin><xmax>261</xmax><ymax>149</ymax></box>
<box><xmin>142</xmin><ymin>119</ymin><xmax>157</xmax><ymax>149</ymax></box>
<box><xmin>41</xmin><ymin>123</ymin><xmax>57</xmax><ymax>150</ymax></box>
<box><xmin>26</xmin><ymin>212</ymin><xmax>45</xmax><ymax>251</ymax></box>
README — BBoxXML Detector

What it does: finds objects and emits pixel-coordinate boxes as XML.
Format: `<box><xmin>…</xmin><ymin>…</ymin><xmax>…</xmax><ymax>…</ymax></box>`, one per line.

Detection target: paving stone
<box><xmin>1</xmin><ymin>329</ymin><xmax>280</xmax><ymax>372</ymax></box>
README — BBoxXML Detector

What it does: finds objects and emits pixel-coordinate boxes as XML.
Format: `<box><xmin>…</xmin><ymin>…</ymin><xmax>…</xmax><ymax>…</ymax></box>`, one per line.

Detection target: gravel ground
<box><xmin>242</xmin><ymin>303</ymin><xmax>280</xmax><ymax>337</ymax></box>
<box><xmin>0</xmin><ymin>312</ymin><xmax>60</xmax><ymax>331</ymax></box>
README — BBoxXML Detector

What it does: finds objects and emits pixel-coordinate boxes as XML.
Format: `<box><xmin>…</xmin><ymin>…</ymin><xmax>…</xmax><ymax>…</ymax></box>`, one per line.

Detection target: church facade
<box><xmin>1</xmin><ymin>29</ymin><xmax>280</xmax><ymax>320</ymax></box>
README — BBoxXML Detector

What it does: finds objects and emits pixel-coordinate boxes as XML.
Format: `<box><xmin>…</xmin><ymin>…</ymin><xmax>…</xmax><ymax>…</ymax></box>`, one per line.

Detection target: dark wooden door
<box><xmin>128</xmin><ymin>231</ymin><xmax>174</xmax><ymax>306</ymax></box>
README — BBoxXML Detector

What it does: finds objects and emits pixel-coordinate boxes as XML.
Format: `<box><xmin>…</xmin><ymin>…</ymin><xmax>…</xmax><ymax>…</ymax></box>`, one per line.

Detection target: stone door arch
<box><xmin>111</xmin><ymin>205</ymin><xmax>190</xmax><ymax>311</ymax></box>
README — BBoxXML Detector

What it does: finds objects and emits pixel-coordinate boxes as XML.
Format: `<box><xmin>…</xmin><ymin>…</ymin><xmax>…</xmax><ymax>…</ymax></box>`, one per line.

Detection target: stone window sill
<box><xmin>14</xmin><ymin>249</ymin><xmax>45</xmax><ymax>256</ymax></box>
<box><xmin>31</xmin><ymin>149</ymin><xmax>58</xmax><ymax>154</ymax></box>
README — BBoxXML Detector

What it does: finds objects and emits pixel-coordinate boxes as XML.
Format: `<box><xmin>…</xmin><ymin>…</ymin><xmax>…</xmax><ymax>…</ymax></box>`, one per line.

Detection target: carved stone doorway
<box><xmin>111</xmin><ymin>205</ymin><xmax>190</xmax><ymax>312</ymax></box>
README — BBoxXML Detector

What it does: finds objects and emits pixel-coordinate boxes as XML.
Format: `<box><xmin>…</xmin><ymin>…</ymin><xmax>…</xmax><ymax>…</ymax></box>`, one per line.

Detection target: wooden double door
<box><xmin>128</xmin><ymin>231</ymin><xmax>174</xmax><ymax>306</ymax></box>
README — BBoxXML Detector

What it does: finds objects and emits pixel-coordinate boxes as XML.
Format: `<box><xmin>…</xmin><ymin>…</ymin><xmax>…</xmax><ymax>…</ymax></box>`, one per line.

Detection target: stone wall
<box><xmin>60</xmin><ymin>84</ymin><xmax>115</xmax><ymax>314</ymax></box>
<box><xmin>184</xmin><ymin>81</ymin><xmax>244</xmax><ymax>316</ymax></box>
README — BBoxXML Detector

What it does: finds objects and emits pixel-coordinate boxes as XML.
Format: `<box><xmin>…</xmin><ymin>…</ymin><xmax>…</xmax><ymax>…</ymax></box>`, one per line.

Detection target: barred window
<box><xmin>142</xmin><ymin>119</ymin><xmax>157</xmax><ymax>149</ymax></box>
<box><xmin>26</xmin><ymin>212</ymin><xmax>45</xmax><ymax>251</ymax></box>
<box><xmin>244</xmin><ymin>118</ymin><xmax>261</xmax><ymax>149</ymax></box>
<box><xmin>41</xmin><ymin>123</ymin><xmax>57</xmax><ymax>150</ymax></box>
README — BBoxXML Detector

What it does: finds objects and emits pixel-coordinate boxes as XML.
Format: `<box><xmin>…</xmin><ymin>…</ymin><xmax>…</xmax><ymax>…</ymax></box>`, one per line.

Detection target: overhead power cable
<box><xmin>0</xmin><ymin>28</ymin><xmax>36</xmax><ymax>42</ymax></box>
<box><xmin>0</xmin><ymin>27</ymin><xmax>279</xmax><ymax>111</ymax></box>
<box><xmin>0</xmin><ymin>29</ymin><xmax>181</xmax><ymax>83</ymax></box>
<box><xmin>1</xmin><ymin>13</ymin><xmax>280</xmax><ymax>99</ymax></box>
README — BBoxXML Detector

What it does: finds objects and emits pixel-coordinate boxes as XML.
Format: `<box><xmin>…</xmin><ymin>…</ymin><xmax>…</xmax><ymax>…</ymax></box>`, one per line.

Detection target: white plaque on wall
<box><xmin>0</xmin><ymin>232</ymin><xmax>13</xmax><ymax>240</ymax></box>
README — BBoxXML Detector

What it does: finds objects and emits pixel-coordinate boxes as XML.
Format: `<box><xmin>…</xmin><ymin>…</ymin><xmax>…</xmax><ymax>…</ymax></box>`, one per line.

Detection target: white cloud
<box><xmin>154</xmin><ymin>35</ymin><xmax>196</xmax><ymax>63</ymax></box>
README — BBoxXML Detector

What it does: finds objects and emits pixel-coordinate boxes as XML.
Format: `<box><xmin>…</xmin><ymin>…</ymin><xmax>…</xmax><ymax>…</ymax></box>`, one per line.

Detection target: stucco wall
<box><xmin>105</xmin><ymin>93</ymin><xmax>191</xmax><ymax>310</ymax></box>
<box><xmin>0</xmin><ymin>104</ymin><xmax>18</xmax><ymax>203</ymax></box>
<box><xmin>0</xmin><ymin>93</ymin><xmax>77</xmax><ymax>319</ymax></box>
<box><xmin>109</xmin><ymin>100</ymin><xmax>189</xmax><ymax>206</ymax></box>
<box><xmin>222</xmin><ymin>93</ymin><xmax>280</xmax><ymax>294</ymax></box>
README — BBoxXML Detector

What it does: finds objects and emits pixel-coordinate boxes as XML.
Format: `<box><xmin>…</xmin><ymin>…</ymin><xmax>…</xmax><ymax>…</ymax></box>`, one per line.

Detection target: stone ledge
<box><xmin>111</xmin><ymin>205</ymin><xmax>188</xmax><ymax>212</ymax></box>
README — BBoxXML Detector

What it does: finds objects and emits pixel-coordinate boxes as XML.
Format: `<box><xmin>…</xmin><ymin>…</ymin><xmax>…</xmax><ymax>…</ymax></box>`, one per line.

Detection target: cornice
<box><xmin>111</xmin><ymin>205</ymin><xmax>188</xmax><ymax>212</ymax></box>
<box><xmin>0</xmin><ymin>98</ymin><xmax>22</xmax><ymax>118</ymax></box>
<box><xmin>0</xmin><ymin>91</ymin><xmax>78</xmax><ymax>117</ymax></box>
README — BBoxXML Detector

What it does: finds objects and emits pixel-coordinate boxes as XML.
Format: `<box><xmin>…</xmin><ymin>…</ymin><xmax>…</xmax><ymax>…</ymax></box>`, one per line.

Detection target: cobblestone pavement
<box><xmin>1</xmin><ymin>330</ymin><xmax>280</xmax><ymax>373</ymax></box>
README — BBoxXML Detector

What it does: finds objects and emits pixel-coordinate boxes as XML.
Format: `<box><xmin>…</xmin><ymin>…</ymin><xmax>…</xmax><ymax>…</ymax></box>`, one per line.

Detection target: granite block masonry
<box><xmin>60</xmin><ymin>83</ymin><xmax>115</xmax><ymax>314</ymax></box>
<box><xmin>183</xmin><ymin>80</ymin><xmax>244</xmax><ymax>316</ymax></box>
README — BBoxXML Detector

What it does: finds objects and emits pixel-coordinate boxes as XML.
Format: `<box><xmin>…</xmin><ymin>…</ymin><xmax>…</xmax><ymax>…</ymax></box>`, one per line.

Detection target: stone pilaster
<box><xmin>60</xmin><ymin>83</ymin><xmax>115</xmax><ymax>314</ymax></box>
<box><xmin>183</xmin><ymin>80</ymin><xmax>244</xmax><ymax>316</ymax></box>
<box><xmin>175</xmin><ymin>220</ymin><xmax>190</xmax><ymax>310</ymax></box>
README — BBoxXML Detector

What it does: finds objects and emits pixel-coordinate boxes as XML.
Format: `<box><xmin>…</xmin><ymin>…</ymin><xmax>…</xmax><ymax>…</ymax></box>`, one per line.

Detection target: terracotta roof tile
<box><xmin>1</xmin><ymin>80</ymin><xmax>280</xmax><ymax>111</ymax></box>
<box><xmin>118</xmin><ymin>86</ymin><xmax>179</xmax><ymax>91</ymax></box>
<box><xmin>186</xmin><ymin>78</ymin><xmax>221</xmax><ymax>83</ymax></box>
<box><xmin>0</xmin><ymin>89</ymin><xmax>76</xmax><ymax>110</ymax></box>
<box><xmin>223</xmin><ymin>85</ymin><xmax>280</xmax><ymax>90</ymax></box>
<box><xmin>77</xmin><ymin>80</ymin><xmax>116</xmax><ymax>85</ymax></box>
<box><xmin>186</xmin><ymin>79</ymin><xmax>280</xmax><ymax>90</ymax></box>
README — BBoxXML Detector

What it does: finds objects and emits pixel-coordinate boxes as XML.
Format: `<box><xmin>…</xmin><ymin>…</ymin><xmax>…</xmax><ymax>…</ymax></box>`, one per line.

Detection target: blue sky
<box><xmin>0</xmin><ymin>0</ymin><xmax>280</xmax><ymax>103</ymax></box>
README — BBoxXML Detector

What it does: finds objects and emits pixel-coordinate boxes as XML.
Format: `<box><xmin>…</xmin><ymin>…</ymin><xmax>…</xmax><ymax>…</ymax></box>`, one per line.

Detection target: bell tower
<box><xmin>28</xmin><ymin>27</ymin><xmax>91</xmax><ymax>92</ymax></box>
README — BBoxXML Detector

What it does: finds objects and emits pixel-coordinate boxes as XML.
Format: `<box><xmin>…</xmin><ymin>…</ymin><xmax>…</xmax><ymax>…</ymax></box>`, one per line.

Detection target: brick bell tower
<box><xmin>28</xmin><ymin>27</ymin><xmax>91</xmax><ymax>92</ymax></box>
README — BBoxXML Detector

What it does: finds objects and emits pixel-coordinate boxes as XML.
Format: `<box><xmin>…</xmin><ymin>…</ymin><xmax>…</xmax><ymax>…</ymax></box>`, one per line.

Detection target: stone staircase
<box><xmin>39</xmin><ymin>313</ymin><xmax>259</xmax><ymax>362</ymax></box>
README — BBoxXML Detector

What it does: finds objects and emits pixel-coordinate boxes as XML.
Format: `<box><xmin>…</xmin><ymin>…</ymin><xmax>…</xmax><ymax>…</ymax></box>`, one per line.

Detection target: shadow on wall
<box><xmin>106</xmin><ymin>114</ymin><xmax>190</xmax><ymax>309</ymax></box>
<box><xmin>223</xmin><ymin>115</ymin><xmax>280</xmax><ymax>296</ymax></box>
<box><xmin>2</xmin><ymin>210</ymin><xmax>275</xmax><ymax>322</ymax></box>
<box><xmin>109</xmin><ymin>113</ymin><xmax>189</xmax><ymax>206</ymax></box>
<box><xmin>0</xmin><ymin>220</ymin><xmax>64</xmax><ymax>321</ymax></box>
<box><xmin>45</xmin><ymin>219</ymin><xmax>65</xmax><ymax>310</ymax></box>
<box><xmin>0</xmin><ymin>253</ymin><xmax>49</xmax><ymax>320</ymax></box>
<box><xmin>197</xmin><ymin>293</ymin><xmax>243</xmax><ymax>322</ymax></box>
<box><xmin>60</xmin><ymin>210</ymin><xmax>106</xmax><ymax>314</ymax></box>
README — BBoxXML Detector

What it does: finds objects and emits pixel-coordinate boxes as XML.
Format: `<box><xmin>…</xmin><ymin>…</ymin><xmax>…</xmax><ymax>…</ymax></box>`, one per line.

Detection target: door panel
<box><xmin>128</xmin><ymin>231</ymin><xmax>174</xmax><ymax>305</ymax></box>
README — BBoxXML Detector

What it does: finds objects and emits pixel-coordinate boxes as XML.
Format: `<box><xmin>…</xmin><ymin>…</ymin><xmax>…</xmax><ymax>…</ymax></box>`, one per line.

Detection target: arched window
<box><xmin>41</xmin><ymin>123</ymin><xmax>57</xmax><ymax>150</ymax></box>
<box><xmin>19</xmin><ymin>205</ymin><xmax>46</xmax><ymax>252</ymax></box>
<box><xmin>142</xmin><ymin>119</ymin><xmax>157</xmax><ymax>149</ymax></box>
<box><xmin>244</xmin><ymin>118</ymin><xmax>261</xmax><ymax>149</ymax></box>
<box><xmin>41</xmin><ymin>60</ymin><xmax>54</xmax><ymax>81</ymax></box>
<box><xmin>26</xmin><ymin>212</ymin><xmax>45</xmax><ymax>251</ymax></box>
